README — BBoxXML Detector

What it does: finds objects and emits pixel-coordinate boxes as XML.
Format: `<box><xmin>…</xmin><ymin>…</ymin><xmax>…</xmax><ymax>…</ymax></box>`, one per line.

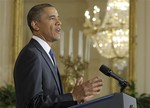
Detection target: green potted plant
<box><xmin>125</xmin><ymin>80</ymin><xmax>150</xmax><ymax>108</ymax></box>
<box><xmin>0</xmin><ymin>84</ymin><xmax>16</xmax><ymax>108</ymax></box>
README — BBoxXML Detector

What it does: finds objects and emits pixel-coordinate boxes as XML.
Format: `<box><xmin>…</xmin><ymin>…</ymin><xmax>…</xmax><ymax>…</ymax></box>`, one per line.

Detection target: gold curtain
<box><xmin>9</xmin><ymin>0</ymin><xmax>24</xmax><ymax>85</ymax></box>
<box><xmin>13</xmin><ymin>0</ymin><xmax>24</xmax><ymax>63</ymax></box>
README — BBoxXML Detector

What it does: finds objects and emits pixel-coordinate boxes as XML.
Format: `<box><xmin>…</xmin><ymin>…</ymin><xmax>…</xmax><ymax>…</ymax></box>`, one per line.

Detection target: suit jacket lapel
<box><xmin>30</xmin><ymin>39</ymin><xmax>62</xmax><ymax>94</ymax></box>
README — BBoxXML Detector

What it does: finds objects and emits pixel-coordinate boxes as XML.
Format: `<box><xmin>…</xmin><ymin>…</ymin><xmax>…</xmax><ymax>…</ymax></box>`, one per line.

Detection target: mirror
<box><xmin>12</xmin><ymin>0</ymin><xmax>136</xmax><ymax>96</ymax></box>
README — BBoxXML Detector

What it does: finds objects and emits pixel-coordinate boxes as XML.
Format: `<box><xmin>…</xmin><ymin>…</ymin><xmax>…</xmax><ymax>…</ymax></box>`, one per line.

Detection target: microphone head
<box><xmin>99</xmin><ymin>64</ymin><xmax>111</xmax><ymax>76</ymax></box>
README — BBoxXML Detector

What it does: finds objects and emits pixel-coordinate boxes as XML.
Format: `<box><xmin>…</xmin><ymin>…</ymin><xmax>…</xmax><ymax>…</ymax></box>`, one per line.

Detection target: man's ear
<box><xmin>31</xmin><ymin>21</ymin><xmax>39</xmax><ymax>31</ymax></box>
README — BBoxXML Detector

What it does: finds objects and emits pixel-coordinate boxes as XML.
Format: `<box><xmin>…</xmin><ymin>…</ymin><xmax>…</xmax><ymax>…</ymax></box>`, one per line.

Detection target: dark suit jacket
<box><xmin>14</xmin><ymin>39</ymin><xmax>77</xmax><ymax>108</ymax></box>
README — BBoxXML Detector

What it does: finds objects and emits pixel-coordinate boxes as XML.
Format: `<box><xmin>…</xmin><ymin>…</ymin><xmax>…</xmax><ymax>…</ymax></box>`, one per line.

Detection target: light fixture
<box><xmin>83</xmin><ymin>0</ymin><xmax>129</xmax><ymax>71</ymax></box>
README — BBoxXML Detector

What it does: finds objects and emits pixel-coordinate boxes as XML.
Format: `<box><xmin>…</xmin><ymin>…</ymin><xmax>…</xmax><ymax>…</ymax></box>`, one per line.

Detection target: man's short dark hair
<box><xmin>27</xmin><ymin>3</ymin><xmax>54</xmax><ymax>32</ymax></box>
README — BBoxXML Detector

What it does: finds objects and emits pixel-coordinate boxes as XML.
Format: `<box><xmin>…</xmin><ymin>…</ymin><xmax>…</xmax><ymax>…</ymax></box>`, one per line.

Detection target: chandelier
<box><xmin>83</xmin><ymin>0</ymin><xmax>129</xmax><ymax>60</ymax></box>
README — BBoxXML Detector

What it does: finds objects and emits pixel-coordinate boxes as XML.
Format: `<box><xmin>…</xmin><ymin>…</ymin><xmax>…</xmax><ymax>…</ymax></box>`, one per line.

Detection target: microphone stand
<box><xmin>119</xmin><ymin>80</ymin><xmax>128</xmax><ymax>92</ymax></box>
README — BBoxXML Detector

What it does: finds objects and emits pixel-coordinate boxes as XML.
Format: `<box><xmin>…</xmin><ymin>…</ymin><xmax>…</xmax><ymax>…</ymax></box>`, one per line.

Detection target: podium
<box><xmin>70</xmin><ymin>93</ymin><xmax>137</xmax><ymax>108</ymax></box>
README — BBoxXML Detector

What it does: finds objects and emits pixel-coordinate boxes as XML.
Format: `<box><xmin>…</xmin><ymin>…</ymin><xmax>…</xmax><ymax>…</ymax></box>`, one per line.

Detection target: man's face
<box><xmin>35</xmin><ymin>7</ymin><xmax>62</xmax><ymax>43</ymax></box>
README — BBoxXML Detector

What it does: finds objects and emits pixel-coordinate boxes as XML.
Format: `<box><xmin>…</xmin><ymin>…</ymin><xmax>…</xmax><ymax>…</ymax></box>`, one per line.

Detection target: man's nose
<box><xmin>56</xmin><ymin>19</ymin><xmax>62</xmax><ymax>26</ymax></box>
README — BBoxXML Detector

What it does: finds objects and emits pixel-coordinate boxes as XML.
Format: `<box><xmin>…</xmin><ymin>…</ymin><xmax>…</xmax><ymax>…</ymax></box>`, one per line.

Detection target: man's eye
<box><xmin>49</xmin><ymin>17</ymin><xmax>55</xmax><ymax>20</ymax></box>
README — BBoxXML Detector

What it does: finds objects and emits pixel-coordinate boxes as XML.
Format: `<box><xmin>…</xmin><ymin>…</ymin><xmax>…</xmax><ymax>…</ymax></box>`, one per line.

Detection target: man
<box><xmin>14</xmin><ymin>3</ymin><xmax>103</xmax><ymax>108</ymax></box>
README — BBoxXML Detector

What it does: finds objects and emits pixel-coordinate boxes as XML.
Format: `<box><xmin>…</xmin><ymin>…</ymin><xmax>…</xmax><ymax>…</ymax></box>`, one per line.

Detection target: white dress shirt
<box><xmin>32</xmin><ymin>35</ymin><xmax>55</xmax><ymax>65</ymax></box>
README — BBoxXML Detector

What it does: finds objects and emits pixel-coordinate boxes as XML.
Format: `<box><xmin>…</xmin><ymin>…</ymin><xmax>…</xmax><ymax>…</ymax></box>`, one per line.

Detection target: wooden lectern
<box><xmin>70</xmin><ymin>93</ymin><xmax>137</xmax><ymax>108</ymax></box>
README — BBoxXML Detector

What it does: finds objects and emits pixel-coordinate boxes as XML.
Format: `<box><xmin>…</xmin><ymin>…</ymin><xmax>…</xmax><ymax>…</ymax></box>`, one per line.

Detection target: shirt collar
<box><xmin>32</xmin><ymin>35</ymin><xmax>51</xmax><ymax>54</ymax></box>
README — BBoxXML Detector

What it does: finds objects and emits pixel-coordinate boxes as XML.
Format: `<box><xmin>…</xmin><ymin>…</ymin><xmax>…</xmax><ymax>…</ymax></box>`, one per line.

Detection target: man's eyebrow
<box><xmin>48</xmin><ymin>15</ymin><xmax>55</xmax><ymax>18</ymax></box>
<box><xmin>48</xmin><ymin>15</ymin><xmax>59</xmax><ymax>18</ymax></box>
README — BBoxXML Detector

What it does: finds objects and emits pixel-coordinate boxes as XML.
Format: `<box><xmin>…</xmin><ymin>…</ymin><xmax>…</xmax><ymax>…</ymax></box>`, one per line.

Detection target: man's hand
<box><xmin>72</xmin><ymin>76</ymin><xmax>103</xmax><ymax>102</ymax></box>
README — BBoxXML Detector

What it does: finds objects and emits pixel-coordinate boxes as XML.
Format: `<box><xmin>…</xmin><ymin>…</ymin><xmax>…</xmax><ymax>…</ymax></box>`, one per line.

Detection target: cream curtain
<box><xmin>0</xmin><ymin>0</ymin><xmax>14</xmax><ymax>86</ymax></box>
<box><xmin>0</xmin><ymin>0</ymin><xmax>23</xmax><ymax>87</ymax></box>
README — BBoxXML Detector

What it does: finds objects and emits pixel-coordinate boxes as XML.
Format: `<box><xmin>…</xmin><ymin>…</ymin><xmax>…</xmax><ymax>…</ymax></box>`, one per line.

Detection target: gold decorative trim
<box><xmin>129</xmin><ymin>0</ymin><xmax>136</xmax><ymax>82</ymax></box>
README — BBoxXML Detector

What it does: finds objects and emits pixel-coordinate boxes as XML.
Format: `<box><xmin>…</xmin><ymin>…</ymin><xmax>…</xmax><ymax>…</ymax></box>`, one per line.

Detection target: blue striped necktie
<box><xmin>49</xmin><ymin>49</ymin><xmax>61</xmax><ymax>91</ymax></box>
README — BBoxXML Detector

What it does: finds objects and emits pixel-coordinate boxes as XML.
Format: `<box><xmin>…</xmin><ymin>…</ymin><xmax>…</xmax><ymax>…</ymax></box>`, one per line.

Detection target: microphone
<box><xmin>99</xmin><ymin>64</ymin><xmax>128</xmax><ymax>92</ymax></box>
